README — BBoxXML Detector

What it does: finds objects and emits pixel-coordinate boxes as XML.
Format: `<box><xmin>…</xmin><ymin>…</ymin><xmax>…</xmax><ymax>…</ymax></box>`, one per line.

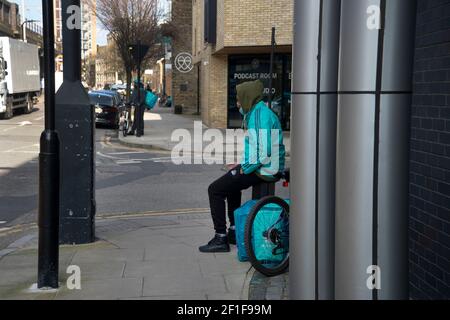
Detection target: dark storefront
<box><xmin>228</xmin><ymin>54</ymin><xmax>292</xmax><ymax>130</ymax></box>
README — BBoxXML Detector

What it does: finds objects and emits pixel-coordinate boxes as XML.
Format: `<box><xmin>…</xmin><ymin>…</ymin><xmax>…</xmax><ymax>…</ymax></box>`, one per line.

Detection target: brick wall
<box><xmin>172</xmin><ymin>0</ymin><xmax>198</xmax><ymax>114</ymax></box>
<box><xmin>192</xmin><ymin>0</ymin><xmax>293</xmax><ymax>128</ymax></box>
<box><xmin>221</xmin><ymin>0</ymin><xmax>293</xmax><ymax>48</ymax></box>
<box><xmin>410</xmin><ymin>0</ymin><xmax>450</xmax><ymax>300</ymax></box>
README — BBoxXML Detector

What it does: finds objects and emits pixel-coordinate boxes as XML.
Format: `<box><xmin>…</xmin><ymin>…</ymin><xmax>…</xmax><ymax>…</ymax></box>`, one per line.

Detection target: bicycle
<box><xmin>121</xmin><ymin>103</ymin><xmax>135</xmax><ymax>137</ymax></box>
<box><xmin>244</xmin><ymin>169</ymin><xmax>290</xmax><ymax>277</ymax></box>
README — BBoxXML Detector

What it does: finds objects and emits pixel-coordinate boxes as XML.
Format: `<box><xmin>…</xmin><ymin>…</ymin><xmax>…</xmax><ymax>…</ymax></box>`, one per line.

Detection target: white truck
<box><xmin>0</xmin><ymin>37</ymin><xmax>41</xmax><ymax>120</ymax></box>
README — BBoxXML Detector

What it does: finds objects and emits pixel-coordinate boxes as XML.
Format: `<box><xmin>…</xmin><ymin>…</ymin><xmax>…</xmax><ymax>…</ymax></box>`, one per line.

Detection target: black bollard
<box><xmin>38</xmin><ymin>0</ymin><xmax>60</xmax><ymax>289</ymax></box>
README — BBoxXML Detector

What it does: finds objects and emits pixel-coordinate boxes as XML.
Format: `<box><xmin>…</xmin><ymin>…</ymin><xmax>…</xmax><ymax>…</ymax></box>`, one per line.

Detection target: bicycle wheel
<box><xmin>245</xmin><ymin>196</ymin><xmax>289</xmax><ymax>277</ymax></box>
<box><xmin>123</xmin><ymin>120</ymin><xmax>128</xmax><ymax>137</ymax></box>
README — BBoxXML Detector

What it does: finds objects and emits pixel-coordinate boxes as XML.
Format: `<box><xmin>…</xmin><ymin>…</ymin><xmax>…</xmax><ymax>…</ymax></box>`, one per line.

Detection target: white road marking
<box><xmin>17</xmin><ymin>121</ymin><xmax>33</xmax><ymax>126</ymax></box>
<box><xmin>107</xmin><ymin>152</ymin><xmax>146</xmax><ymax>156</ymax></box>
<box><xmin>2</xmin><ymin>126</ymin><xmax>18</xmax><ymax>132</ymax></box>
<box><xmin>97</xmin><ymin>151</ymin><xmax>122</xmax><ymax>160</ymax></box>
<box><xmin>3</xmin><ymin>144</ymin><xmax>40</xmax><ymax>153</ymax></box>
<box><xmin>148</xmin><ymin>157</ymin><xmax>173</xmax><ymax>161</ymax></box>
<box><xmin>0</xmin><ymin>221</ymin><xmax>7</xmax><ymax>224</ymax></box>
<box><xmin>9</xmin><ymin>151</ymin><xmax>39</xmax><ymax>154</ymax></box>
<box><xmin>116</xmin><ymin>160</ymin><xmax>142</xmax><ymax>165</ymax></box>
<box><xmin>34</xmin><ymin>116</ymin><xmax>44</xmax><ymax>121</ymax></box>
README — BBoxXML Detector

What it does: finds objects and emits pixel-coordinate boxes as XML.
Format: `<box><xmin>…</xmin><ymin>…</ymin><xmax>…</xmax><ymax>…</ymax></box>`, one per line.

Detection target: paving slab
<box><xmin>142</xmin><ymin>273</ymin><xmax>228</xmax><ymax>297</ymax></box>
<box><xmin>71</xmin><ymin>248</ymin><xmax>145</xmax><ymax>264</ymax></box>
<box><xmin>70</xmin><ymin>261</ymin><xmax>126</xmax><ymax>281</ymax></box>
<box><xmin>124</xmin><ymin>259</ymin><xmax>201</xmax><ymax>279</ymax></box>
<box><xmin>143</xmin><ymin>243</ymin><xmax>199</xmax><ymax>262</ymax></box>
<box><xmin>0</xmin><ymin>212</ymin><xmax>256</xmax><ymax>300</ymax></box>
<box><xmin>55</xmin><ymin>278</ymin><xmax>143</xmax><ymax>300</ymax></box>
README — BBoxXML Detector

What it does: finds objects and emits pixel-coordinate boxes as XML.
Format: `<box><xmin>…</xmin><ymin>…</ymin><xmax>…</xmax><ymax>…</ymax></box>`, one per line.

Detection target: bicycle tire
<box><xmin>123</xmin><ymin>121</ymin><xmax>128</xmax><ymax>137</ymax></box>
<box><xmin>245</xmin><ymin>196</ymin><xmax>289</xmax><ymax>277</ymax></box>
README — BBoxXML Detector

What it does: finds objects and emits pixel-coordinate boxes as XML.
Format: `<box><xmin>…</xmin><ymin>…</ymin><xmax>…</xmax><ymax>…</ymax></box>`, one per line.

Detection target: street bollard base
<box><xmin>38</xmin><ymin>130</ymin><xmax>60</xmax><ymax>290</ymax></box>
<box><xmin>26</xmin><ymin>283</ymin><xmax>60</xmax><ymax>294</ymax></box>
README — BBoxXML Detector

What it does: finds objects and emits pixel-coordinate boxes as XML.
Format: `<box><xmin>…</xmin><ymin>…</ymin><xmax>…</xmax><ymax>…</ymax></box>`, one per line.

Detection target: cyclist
<box><xmin>199</xmin><ymin>79</ymin><xmax>286</xmax><ymax>253</ymax></box>
<box><xmin>128</xmin><ymin>80</ymin><xmax>146</xmax><ymax>137</ymax></box>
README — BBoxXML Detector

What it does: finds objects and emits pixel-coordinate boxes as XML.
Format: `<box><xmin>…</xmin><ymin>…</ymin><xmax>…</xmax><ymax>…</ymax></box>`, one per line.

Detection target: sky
<box><xmin>12</xmin><ymin>0</ymin><xmax>171</xmax><ymax>46</ymax></box>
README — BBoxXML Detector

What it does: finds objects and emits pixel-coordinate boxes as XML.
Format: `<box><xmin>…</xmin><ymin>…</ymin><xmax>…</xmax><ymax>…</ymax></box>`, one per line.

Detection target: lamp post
<box><xmin>21</xmin><ymin>19</ymin><xmax>39</xmax><ymax>42</ymax></box>
<box><xmin>38</xmin><ymin>0</ymin><xmax>59</xmax><ymax>290</ymax></box>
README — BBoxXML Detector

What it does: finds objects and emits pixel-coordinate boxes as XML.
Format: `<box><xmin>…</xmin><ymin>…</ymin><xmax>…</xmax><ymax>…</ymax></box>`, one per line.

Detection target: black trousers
<box><xmin>131</xmin><ymin>104</ymin><xmax>145</xmax><ymax>135</ymax></box>
<box><xmin>208</xmin><ymin>166</ymin><xmax>263</xmax><ymax>234</ymax></box>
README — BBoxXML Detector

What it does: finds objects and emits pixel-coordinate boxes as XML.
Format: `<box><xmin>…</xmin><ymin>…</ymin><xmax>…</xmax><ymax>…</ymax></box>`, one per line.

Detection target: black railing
<box><xmin>26</xmin><ymin>21</ymin><xmax>43</xmax><ymax>36</ymax></box>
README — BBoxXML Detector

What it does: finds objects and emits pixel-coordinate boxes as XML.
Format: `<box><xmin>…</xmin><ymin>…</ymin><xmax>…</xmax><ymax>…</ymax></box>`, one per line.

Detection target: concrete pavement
<box><xmin>0</xmin><ymin>211</ymin><xmax>255</xmax><ymax>300</ymax></box>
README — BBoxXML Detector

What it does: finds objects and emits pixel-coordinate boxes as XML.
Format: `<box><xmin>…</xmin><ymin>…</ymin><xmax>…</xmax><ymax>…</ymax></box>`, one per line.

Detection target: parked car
<box><xmin>111</xmin><ymin>84</ymin><xmax>127</xmax><ymax>97</ymax></box>
<box><xmin>89</xmin><ymin>91</ymin><xmax>120</xmax><ymax>129</ymax></box>
<box><xmin>95</xmin><ymin>90</ymin><xmax>125</xmax><ymax>112</ymax></box>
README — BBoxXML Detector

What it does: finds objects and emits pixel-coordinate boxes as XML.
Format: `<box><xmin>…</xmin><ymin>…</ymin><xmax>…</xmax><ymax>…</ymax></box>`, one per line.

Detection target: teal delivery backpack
<box><xmin>145</xmin><ymin>91</ymin><xmax>158</xmax><ymax>110</ymax></box>
<box><xmin>234</xmin><ymin>200</ymin><xmax>258</xmax><ymax>262</ymax></box>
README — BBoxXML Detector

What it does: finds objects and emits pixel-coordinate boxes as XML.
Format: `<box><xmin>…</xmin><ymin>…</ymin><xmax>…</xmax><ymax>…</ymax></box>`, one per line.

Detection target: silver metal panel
<box><xmin>320</xmin><ymin>0</ymin><xmax>341</xmax><ymax>92</ymax></box>
<box><xmin>316</xmin><ymin>0</ymin><xmax>341</xmax><ymax>300</ymax></box>
<box><xmin>339</xmin><ymin>0</ymin><xmax>380</xmax><ymax>92</ymax></box>
<box><xmin>377</xmin><ymin>95</ymin><xmax>411</xmax><ymax>300</ymax></box>
<box><xmin>291</xmin><ymin>0</ymin><xmax>320</xmax><ymax>93</ymax></box>
<box><xmin>335</xmin><ymin>94</ymin><xmax>375</xmax><ymax>300</ymax></box>
<box><xmin>317</xmin><ymin>94</ymin><xmax>337</xmax><ymax>300</ymax></box>
<box><xmin>382</xmin><ymin>0</ymin><xmax>417</xmax><ymax>91</ymax></box>
<box><xmin>290</xmin><ymin>94</ymin><xmax>317</xmax><ymax>300</ymax></box>
<box><xmin>290</xmin><ymin>0</ymin><xmax>321</xmax><ymax>300</ymax></box>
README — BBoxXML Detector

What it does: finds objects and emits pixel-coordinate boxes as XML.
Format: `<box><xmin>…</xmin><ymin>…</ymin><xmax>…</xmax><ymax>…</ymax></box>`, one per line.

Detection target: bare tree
<box><xmin>89</xmin><ymin>0</ymin><xmax>174</xmax><ymax>98</ymax></box>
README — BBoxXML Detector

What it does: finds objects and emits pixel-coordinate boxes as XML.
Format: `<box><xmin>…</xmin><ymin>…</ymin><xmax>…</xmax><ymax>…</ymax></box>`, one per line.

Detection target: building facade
<box><xmin>171</xmin><ymin>0</ymin><xmax>198</xmax><ymax>114</ymax></box>
<box><xmin>95</xmin><ymin>34</ymin><xmax>125</xmax><ymax>89</ymax></box>
<box><xmin>54</xmin><ymin>0</ymin><xmax>97</xmax><ymax>78</ymax></box>
<box><xmin>409</xmin><ymin>0</ymin><xmax>450</xmax><ymax>300</ymax></box>
<box><xmin>0</xmin><ymin>0</ymin><xmax>42</xmax><ymax>47</ymax></box>
<box><xmin>192</xmin><ymin>0</ymin><xmax>294</xmax><ymax>128</ymax></box>
<box><xmin>0</xmin><ymin>0</ymin><xmax>20</xmax><ymax>38</ymax></box>
<box><xmin>95</xmin><ymin>45</ymin><xmax>115</xmax><ymax>89</ymax></box>
<box><xmin>81</xmin><ymin>0</ymin><xmax>97</xmax><ymax>86</ymax></box>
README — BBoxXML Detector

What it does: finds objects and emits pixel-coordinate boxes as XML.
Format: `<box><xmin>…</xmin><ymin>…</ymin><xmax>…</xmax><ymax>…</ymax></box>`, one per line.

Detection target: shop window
<box><xmin>228</xmin><ymin>54</ymin><xmax>292</xmax><ymax>131</ymax></box>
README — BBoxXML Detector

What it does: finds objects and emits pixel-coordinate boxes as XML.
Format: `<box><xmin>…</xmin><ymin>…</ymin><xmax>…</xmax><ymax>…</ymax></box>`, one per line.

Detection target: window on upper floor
<box><xmin>204</xmin><ymin>0</ymin><xmax>217</xmax><ymax>44</ymax></box>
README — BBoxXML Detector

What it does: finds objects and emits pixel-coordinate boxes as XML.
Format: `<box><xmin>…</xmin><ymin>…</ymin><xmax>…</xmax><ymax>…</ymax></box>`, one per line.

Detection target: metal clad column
<box><xmin>335</xmin><ymin>0</ymin><xmax>416</xmax><ymax>299</ymax></box>
<box><xmin>335</xmin><ymin>0</ymin><xmax>379</xmax><ymax>300</ymax></box>
<box><xmin>291</xmin><ymin>0</ymin><xmax>340</xmax><ymax>300</ymax></box>
<box><xmin>378</xmin><ymin>0</ymin><xmax>416</xmax><ymax>300</ymax></box>
<box><xmin>317</xmin><ymin>0</ymin><xmax>340</xmax><ymax>300</ymax></box>
<box><xmin>291</xmin><ymin>0</ymin><xmax>320</xmax><ymax>300</ymax></box>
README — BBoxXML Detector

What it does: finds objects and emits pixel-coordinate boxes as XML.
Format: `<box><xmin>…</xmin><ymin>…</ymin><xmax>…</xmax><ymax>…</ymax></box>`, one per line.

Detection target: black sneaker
<box><xmin>228</xmin><ymin>229</ymin><xmax>236</xmax><ymax>245</ymax></box>
<box><xmin>199</xmin><ymin>235</ymin><xmax>230</xmax><ymax>253</ymax></box>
